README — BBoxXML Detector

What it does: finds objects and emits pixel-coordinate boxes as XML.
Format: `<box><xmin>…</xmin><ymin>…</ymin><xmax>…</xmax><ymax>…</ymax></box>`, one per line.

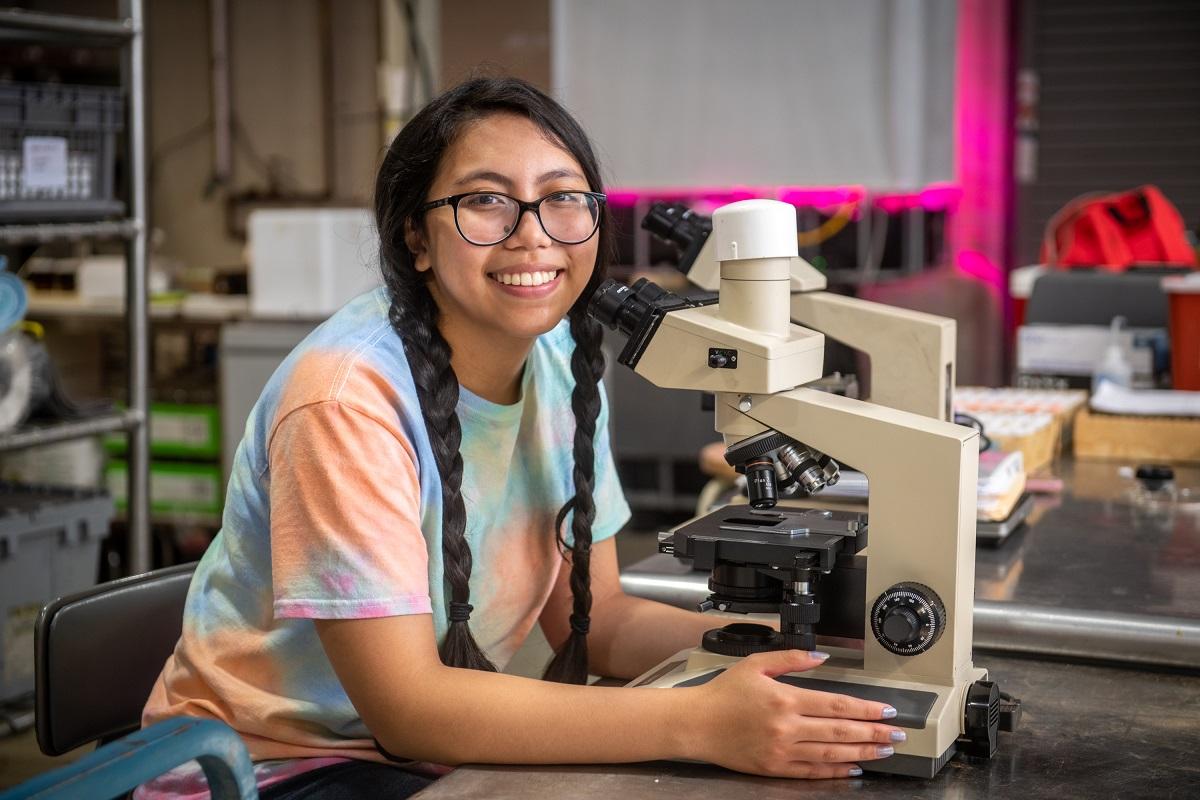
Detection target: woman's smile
<box><xmin>487</xmin><ymin>265</ymin><xmax>565</xmax><ymax>298</ymax></box>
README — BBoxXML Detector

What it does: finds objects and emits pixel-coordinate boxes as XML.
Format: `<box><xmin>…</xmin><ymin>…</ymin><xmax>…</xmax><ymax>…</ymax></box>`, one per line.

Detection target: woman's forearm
<box><xmin>376</xmin><ymin>664</ymin><xmax>697</xmax><ymax>765</ymax></box>
<box><xmin>317</xmin><ymin>614</ymin><xmax>698</xmax><ymax>767</ymax></box>
<box><xmin>587</xmin><ymin>594</ymin><xmax>721</xmax><ymax>679</ymax></box>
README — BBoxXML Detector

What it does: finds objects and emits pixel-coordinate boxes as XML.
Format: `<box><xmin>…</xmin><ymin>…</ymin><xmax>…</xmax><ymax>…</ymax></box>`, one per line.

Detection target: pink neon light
<box><xmin>777</xmin><ymin>186</ymin><xmax>865</xmax><ymax>209</ymax></box>
<box><xmin>951</xmin><ymin>1</ymin><xmax>1012</xmax><ymax>298</ymax></box>
<box><xmin>874</xmin><ymin>183</ymin><xmax>964</xmax><ymax>214</ymax></box>
<box><xmin>607</xmin><ymin>184</ymin><xmax>960</xmax><ymax>214</ymax></box>
<box><xmin>957</xmin><ymin>250</ymin><xmax>1004</xmax><ymax>289</ymax></box>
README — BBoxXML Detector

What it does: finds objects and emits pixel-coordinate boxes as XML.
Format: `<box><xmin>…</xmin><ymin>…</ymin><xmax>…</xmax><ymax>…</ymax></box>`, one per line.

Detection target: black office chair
<box><xmin>11</xmin><ymin>562</ymin><xmax>259</xmax><ymax>800</ymax></box>
<box><xmin>34</xmin><ymin>562</ymin><xmax>197</xmax><ymax>756</ymax></box>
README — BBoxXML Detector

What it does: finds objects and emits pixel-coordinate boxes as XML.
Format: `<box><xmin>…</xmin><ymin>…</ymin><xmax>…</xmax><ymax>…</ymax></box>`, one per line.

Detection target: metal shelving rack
<box><xmin>0</xmin><ymin>2</ymin><xmax>150</xmax><ymax>574</ymax></box>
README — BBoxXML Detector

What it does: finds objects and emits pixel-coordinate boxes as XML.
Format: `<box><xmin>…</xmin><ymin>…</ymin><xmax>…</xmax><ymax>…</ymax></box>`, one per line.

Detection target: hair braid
<box><xmin>542</xmin><ymin>307</ymin><xmax>606</xmax><ymax>684</ymax></box>
<box><xmin>385</xmin><ymin>275</ymin><xmax>497</xmax><ymax>673</ymax></box>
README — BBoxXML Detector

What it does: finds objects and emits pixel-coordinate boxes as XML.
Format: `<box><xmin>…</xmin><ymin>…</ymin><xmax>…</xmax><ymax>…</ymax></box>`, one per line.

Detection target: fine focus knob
<box><xmin>871</xmin><ymin>582</ymin><xmax>946</xmax><ymax>656</ymax></box>
<box><xmin>881</xmin><ymin>606</ymin><xmax>921</xmax><ymax>643</ymax></box>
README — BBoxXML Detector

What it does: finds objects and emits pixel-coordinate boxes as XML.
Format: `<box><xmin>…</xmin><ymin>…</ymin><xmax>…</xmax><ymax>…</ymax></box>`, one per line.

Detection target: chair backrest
<box><xmin>35</xmin><ymin>562</ymin><xmax>198</xmax><ymax>756</ymax></box>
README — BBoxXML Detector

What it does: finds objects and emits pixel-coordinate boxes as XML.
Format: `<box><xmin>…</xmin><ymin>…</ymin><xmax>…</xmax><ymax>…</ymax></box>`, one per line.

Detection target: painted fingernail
<box><xmin>889</xmin><ymin>730</ymin><xmax>907</xmax><ymax>742</ymax></box>
<box><xmin>876</xmin><ymin>745</ymin><xmax>895</xmax><ymax>758</ymax></box>
<box><xmin>881</xmin><ymin>706</ymin><xmax>898</xmax><ymax>719</ymax></box>
<box><xmin>810</xmin><ymin>650</ymin><xmax>830</xmax><ymax>661</ymax></box>
<box><xmin>848</xmin><ymin>767</ymin><xmax>863</xmax><ymax>777</ymax></box>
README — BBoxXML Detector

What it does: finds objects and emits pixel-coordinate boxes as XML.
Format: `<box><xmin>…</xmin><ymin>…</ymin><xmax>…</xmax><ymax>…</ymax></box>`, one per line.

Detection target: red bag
<box><xmin>1041</xmin><ymin>185</ymin><xmax>1197</xmax><ymax>271</ymax></box>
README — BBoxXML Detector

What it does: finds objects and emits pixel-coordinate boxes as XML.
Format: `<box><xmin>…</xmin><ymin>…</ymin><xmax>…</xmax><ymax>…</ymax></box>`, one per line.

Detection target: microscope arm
<box><xmin>716</xmin><ymin>387</ymin><xmax>978</xmax><ymax>686</ymax></box>
<box><xmin>789</xmin><ymin>293</ymin><xmax>955</xmax><ymax>422</ymax></box>
<box><xmin>685</xmin><ymin>240</ymin><xmax>955</xmax><ymax>421</ymax></box>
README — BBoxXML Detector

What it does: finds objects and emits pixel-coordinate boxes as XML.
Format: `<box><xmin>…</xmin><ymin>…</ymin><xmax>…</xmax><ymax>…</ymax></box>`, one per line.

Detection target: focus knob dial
<box><xmin>871</xmin><ymin>582</ymin><xmax>946</xmax><ymax>656</ymax></box>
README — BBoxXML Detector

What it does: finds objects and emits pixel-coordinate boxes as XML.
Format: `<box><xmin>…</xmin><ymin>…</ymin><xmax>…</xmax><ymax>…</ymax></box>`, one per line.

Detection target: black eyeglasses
<box><xmin>419</xmin><ymin>190</ymin><xmax>606</xmax><ymax>246</ymax></box>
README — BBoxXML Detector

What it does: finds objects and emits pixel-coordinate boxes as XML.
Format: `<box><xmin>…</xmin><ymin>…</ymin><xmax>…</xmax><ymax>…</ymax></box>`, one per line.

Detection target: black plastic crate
<box><xmin>0</xmin><ymin>82</ymin><xmax>125</xmax><ymax>222</ymax></box>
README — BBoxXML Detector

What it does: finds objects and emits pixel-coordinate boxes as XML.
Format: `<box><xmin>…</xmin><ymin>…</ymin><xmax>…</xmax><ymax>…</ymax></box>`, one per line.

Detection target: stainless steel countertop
<box><xmin>620</xmin><ymin>460</ymin><xmax>1200</xmax><ymax>670</ymax></box>
<box><xmin>415</xmin><ymin>653</ymin><xmax>1200</xmax><ymax>799</ymax></box>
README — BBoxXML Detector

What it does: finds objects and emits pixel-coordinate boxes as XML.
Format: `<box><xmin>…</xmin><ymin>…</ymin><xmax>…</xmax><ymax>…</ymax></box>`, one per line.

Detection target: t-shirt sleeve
<box><xmin>590</xmin><ymin>380</ymin><xmax>631</xmax><ymax>545</ymax></box>
<box><xmin>267</xmin><ymin>400</ymin><xmax>432</xmax><ymax>620</ymax></box>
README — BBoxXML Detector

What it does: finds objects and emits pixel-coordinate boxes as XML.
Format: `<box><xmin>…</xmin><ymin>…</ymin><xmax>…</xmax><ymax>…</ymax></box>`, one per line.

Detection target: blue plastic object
<box><xmin>0</xmin><ymin>266</ymin><xmax>27</xmax><ymax>331</ymax></box>
<box><xmin>0</xmin><ymin>717</ymin><xmax>258</xmax><ymax>800</ymax></box>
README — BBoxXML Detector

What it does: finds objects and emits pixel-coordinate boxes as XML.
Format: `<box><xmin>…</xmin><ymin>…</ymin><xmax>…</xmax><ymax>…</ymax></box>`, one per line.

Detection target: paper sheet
<box><xmin>1090</xmin><ymin>381</ymin><xmax>1200</xmax><ymax>417</ymax></box>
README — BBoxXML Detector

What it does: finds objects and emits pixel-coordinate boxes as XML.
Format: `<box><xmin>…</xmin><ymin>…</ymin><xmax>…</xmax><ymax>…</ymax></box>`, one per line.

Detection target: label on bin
<box><xmin>21</xmin><ymin>136</ymin><xmax>68</xmax><ymax>191</ymax></box>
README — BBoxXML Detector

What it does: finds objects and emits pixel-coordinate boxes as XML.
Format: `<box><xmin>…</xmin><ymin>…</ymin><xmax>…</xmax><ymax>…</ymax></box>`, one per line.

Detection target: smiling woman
<box><xmin>133</xmin><ymin>77</ymin><xmax>904</xmax><ymax>800</ymax></box>
<box><xmin>402</xmin><ymin>111</ymin><xmax>605</xmax><ymax>366</ymax></box>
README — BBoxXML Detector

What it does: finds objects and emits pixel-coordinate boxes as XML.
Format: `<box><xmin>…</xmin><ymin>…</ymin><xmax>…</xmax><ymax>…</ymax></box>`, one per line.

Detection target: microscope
<box><xmin>588</xmin><ymin>200</ymin><xmax>1019</xmax><ymax>778</ymax></box>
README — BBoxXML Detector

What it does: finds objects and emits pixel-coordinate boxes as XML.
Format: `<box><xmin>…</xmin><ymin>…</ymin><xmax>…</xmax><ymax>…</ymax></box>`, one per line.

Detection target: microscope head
<box><xmin>590</xmin><ymin>200</ymin><xmax>825</xmax><ymax>395</ymax></box>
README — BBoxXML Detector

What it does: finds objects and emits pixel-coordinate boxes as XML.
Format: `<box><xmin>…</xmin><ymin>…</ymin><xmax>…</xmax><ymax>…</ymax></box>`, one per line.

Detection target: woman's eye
<box><xmin>465</xmin><ymin>193</ymin><xmax>504</xmax><ymax>208</ymax></box>
<box><xmin>547</xmin><ymin>192</ymin><xmax>579</xmax><ymax>205</ymax></box>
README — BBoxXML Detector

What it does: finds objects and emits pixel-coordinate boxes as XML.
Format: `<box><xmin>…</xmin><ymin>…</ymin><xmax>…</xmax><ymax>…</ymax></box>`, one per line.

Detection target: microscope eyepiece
<box><xmin>641</xmin><ymin>202</ymin><xmax>713</xmax><ymax>274</ymax></box>
<box><xmin>588</xmin><ymin>278</ymin><xmax>677</xmax><ymax>336</ymax></box>
<box><xmin>641</xmin><ymin>202</ymin><xmax>713</xmax><ymax>249</ymax></box>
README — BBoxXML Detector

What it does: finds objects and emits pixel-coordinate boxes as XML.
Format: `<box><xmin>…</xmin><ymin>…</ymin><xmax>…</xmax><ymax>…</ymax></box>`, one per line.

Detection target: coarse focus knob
<box><xmin>871</xmin><ymin>582</ymin><xmax>946</xmax><ymax>656</ymax></box>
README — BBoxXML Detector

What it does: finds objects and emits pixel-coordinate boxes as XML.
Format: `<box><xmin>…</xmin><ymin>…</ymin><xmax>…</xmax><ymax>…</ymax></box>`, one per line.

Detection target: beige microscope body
<box><xmin>597</xmin><ymin>200</ymin><xmax>999</xmax><ymax>777</ymax></box>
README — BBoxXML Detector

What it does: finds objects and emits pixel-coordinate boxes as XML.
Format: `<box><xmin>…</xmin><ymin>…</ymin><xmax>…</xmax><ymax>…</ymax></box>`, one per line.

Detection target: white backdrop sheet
<box><xmin>551</xmin><ymin>0</ymin><xmax>957</xmax><ymax>190</ymax></box>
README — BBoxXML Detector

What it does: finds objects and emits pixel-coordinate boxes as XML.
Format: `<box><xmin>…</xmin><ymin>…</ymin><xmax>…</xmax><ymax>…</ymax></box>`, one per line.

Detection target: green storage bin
<box><xmin>106</xmin><ymin>460</ymin><xmax>223</xmax><ymax>522</ymax></box>
<box><xmin>105</xmin><ymin>403</ymin><xmax>221</xmax><ymax>460</ymax></box>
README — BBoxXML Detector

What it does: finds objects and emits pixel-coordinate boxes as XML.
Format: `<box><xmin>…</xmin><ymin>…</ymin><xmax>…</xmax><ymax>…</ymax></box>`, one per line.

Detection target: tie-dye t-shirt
<box><xmin>136</xmin><ymin>287</ymin><xmax>630</xmax><ymax>798</ymax></box>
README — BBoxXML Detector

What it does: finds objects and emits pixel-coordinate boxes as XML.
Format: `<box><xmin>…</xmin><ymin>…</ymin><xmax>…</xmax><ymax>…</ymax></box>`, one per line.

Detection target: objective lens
<box><xmin>745</xmin><ymin>458</ymin><xmax>778</xmax><ymax>510</ymax></box>
<box><xmin>777</xmin><ymin>444</ymin><xmax>826</xmax><ymax>496</ymax></box>
<box><xmin>818</xmin><ymin>454</ymin><xmax>841</xmax><ymax>486</ymax></box>
<box><xmin>588</xmin><ymin>278</ymin><xmax>676</xmax><ymax>336</ymax></box>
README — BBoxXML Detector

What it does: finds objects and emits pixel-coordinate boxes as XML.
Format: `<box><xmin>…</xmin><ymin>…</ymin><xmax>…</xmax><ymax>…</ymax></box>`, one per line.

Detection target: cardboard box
<box><xmin>990</xmin><ymin>418</ymin><xmax>1061</xmax><ymax>474</ymax></box>
<box><xmin>1074</xmin><ymin>408</ymin><xmax>1200</xmax><ymax>463</ymax></box>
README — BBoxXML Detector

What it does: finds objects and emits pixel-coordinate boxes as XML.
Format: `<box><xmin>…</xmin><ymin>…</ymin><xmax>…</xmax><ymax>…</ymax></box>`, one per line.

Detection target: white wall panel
<box><xmin>552</xmin><ymin>0</ymin><xmax>957</xmax><ymax>189</ymax></box>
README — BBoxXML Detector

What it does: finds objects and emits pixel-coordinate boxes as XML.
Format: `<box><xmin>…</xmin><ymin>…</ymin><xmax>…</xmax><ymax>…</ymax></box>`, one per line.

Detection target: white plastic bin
<box><xmin>248</xmin><ymin>208</ymin><xmax>382</xmax><ymax>317</ymax></box>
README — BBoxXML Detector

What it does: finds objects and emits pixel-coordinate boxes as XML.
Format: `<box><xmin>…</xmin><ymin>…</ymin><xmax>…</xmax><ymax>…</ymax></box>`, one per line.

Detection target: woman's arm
<box><xmin>539</xmin><ymin>537</ymin><xmax>719</xmax><ymax>680</ymax></box>
<box><xmin>316</xmin><ymin>612</ymin><xmax>692</xmax><ymax>766</ymax></box>
<box><xmin>316</xmin><ymin>611</ymin><xmax>901</xmax><ymax>778</ymax></box>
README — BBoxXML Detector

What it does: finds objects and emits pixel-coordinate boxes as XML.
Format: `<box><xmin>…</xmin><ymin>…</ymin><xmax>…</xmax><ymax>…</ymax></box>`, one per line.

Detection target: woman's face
<box><xmin>407</xmin><ymin>112</ymin><xmax>600</xmax><ymax>345</ymax></box>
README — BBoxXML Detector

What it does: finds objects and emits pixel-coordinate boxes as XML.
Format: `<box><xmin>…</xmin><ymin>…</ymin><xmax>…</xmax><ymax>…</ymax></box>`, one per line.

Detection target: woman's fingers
<box><xmin>794</xmin><ymin>718</ymin><xmax>906</xmax><ymax>746</ymax></box>
<box><xmin>791</xmin><ymin>687</ymin><xmax>896</xmax><ymax>721</ymax></box>
<box><xmin>776</xmin><ymin>761</ymin><xmax>865</xmax><ymax>780</ymax></box>
<box><xmin>788</xmin><ymin>740</ymin><xmax>896</xmax><ymax>765</ymax></box>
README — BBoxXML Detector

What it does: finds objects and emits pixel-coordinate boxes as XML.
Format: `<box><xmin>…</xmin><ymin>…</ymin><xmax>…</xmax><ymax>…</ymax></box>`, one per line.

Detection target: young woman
<box><xmin>138</xmin><ymin>77</ymin><xmax>904</xmax><ymax>800</ymax></box>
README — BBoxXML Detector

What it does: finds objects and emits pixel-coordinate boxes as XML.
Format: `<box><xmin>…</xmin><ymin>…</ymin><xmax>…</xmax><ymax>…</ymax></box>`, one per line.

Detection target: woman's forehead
<box><xmin>438</xmin><ymin>113</ymin><xmax>584</xmax><ymax>187</ymax></box>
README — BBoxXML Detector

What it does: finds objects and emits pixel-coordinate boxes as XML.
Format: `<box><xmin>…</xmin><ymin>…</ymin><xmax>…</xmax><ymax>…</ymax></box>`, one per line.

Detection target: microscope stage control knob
<box><xmin>871</xmin><ymin>582</ymin><xmax>946</xmax><ymax>656</ymax></box>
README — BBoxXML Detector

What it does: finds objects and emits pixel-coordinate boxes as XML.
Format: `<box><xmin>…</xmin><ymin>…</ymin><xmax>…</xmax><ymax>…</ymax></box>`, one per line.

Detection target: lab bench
<box><xmin>415</xmin><ymin>459</ymin><xmax>1200</xmax><ymax>798</ymax></box>
<box><xmin>417</xmin><ymin>652</ymin><xmax>1198</xmax><ymax>799</ymax></box>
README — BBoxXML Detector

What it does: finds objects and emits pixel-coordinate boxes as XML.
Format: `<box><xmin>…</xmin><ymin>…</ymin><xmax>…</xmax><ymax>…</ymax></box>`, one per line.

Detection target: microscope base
<box><xmin>628</xmin><ymin>647</ymin><xmax>987</xmax><ymax>778</ymax></box>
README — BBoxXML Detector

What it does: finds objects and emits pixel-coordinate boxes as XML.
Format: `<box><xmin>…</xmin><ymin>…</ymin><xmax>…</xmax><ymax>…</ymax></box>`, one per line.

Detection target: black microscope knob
<box><xmin>701</xmin><ymin>622</ymin><xmax>783</xmax><ymax>657</ymax></box>
<box><xmin>958</xmin><ymin>679</ymin><xmax>1001</xmax><ymax>758</ymax></box>
<box><xmin>871</xmin><ymin>582</ymin><xmax>947</xmax><ymax>656</ymax></box>
<box><xmin>1135</xmin><ymin>464</ymin><xmax>1174</xmax><ymax>491</ymax></box>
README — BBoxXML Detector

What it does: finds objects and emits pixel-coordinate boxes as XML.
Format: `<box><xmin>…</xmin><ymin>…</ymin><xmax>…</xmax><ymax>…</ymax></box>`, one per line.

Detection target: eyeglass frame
<box><xmin>417</xmin><ymin>190</ymin><xmax>607</xmax><ymax>246</ymax></box>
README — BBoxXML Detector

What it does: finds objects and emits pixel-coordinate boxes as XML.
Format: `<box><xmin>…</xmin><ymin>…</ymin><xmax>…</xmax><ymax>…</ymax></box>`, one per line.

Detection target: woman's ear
<box><xmin>404</xmin><ymin>219</ymin><xmax>432</xmax><ymax>273</ymax></box>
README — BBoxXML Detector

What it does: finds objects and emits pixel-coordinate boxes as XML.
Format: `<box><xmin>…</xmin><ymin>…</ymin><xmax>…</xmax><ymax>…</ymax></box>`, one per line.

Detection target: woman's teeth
<box><xmin>492</xmin><ymin>270</ymin><xmax>560</xmax><ymax>287</ymax></box>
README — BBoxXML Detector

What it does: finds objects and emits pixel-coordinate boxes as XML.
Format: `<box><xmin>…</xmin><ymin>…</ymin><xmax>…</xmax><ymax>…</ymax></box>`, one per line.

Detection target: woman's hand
<box><xmin>686</xmin><ymin>649</ymin><xmax>905</xmax><ymax>780</ymax></box>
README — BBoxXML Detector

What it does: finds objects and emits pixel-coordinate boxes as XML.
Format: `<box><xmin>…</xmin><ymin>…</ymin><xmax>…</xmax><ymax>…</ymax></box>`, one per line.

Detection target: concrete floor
<box><xmin>0</xmin><ymin>526</ymin><xmax>666</xmax><ymax>791</ymax></box>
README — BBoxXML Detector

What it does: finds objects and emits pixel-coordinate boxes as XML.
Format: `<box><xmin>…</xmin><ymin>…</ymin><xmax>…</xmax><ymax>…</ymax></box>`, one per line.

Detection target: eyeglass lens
<box><xmin>457</xmin><ymin>192</ymin><xmax>599</xmax><ymax>245</ymax></box>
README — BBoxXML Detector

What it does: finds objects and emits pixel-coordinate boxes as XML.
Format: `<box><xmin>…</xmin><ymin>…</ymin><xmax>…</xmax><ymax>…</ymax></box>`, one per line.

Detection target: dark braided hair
<box><xmin>374</xmin><ymin>77</ymin><xmax>611</xmax><ymax>682</ymax></box>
